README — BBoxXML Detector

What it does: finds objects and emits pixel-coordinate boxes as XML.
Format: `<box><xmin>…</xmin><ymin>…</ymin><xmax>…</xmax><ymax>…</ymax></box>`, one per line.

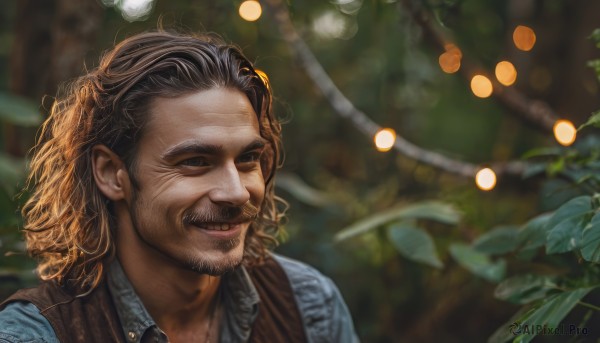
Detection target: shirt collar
<box><xmin>107</xmin><ymin>260</ymin><xmax>161</xmax><ymax>342</ymax></box>
<box><xmin>106</xmin><ymin>260</ymin><xmax>260</xmax><ymax>342</ymax></box>
<box><xmin>220</xmin><ymin>265</ymin><xmax>260</xmax><ymax>342</ymax></box>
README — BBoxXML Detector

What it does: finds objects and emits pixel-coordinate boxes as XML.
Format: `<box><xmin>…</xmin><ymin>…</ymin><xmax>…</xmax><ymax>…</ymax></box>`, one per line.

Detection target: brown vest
<box><xmin>0</xmin><ymin>257</ymin><xmax>307</xmax><ymax>343</ymax></box>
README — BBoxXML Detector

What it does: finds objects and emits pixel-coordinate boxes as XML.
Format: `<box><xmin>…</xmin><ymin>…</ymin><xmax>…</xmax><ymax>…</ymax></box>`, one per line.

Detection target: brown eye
<box><xmin>238</xmin><ymin>151</ymin><xmax>262</xmax><ymax>164</ymax></box>
<box><xmin>180</xmin><ymin>157</ymin><xmax>209</xmax><ymax>167</ymax></box>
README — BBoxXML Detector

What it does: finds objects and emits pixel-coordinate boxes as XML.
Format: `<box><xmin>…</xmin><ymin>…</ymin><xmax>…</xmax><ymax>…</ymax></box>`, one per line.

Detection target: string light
<box><xmin>439</xmin><ymin>44</ymin><xmax>462</xmax><ymax>74</ymax></box>
<box><xmin>470</xmin><ymin>75</ymin><xmax>493</xmax><ymax>98</ymax></box>
<box><xmin>495</xmin><ymin>61</ymin><xmax>517</xmax><ymax>86</ymax></box>
<box><xmin>374</xmin><ymin>128</ymin><xmax>396</xmax><ymax>152</ymax></box>
<box><xmin>239</xmin><ymin>0</ymin><xmax>262</xmax><ymax>22</ymax></box>
<box><xmin>475</xmin><ymin>168</ymin><xmax>497</xmax><ymax>191</ymax></box>
<box><xmin>553</xmin><ymin>119</ymin><xmax>576</xmax><ymax>146</ymax></box>
<box><xmin>513</xmin><ymin>25</ymin><xmax>536</xmax><ymax>51</ymax></box>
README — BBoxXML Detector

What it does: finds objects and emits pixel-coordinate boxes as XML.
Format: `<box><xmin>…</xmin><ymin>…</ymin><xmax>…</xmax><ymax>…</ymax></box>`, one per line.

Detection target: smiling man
<box><xmin>0</xmin><ymin>31</ymin><xmax>358</xmax><ymax>343</ymax></box>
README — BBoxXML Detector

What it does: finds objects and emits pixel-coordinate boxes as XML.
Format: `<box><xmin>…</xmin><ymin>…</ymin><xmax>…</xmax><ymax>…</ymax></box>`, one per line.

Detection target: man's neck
<box><xmin>115</xmin><ymin>209</ymin><xmax>222</xmax><ymax>341</ymax></box>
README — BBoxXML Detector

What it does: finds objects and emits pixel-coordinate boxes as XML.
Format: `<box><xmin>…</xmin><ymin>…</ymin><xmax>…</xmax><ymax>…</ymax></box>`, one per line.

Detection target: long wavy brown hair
<box><xmin>22</xmin><ymin>31</ymin><xmax>284</xmax><ymax>293</ymax></box>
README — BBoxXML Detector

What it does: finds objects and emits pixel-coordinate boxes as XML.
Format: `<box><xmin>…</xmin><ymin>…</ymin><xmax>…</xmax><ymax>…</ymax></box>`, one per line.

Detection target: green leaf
<box><xmin>546</xmin><ymin>195</ymin><xmax>592</xmax><ymax>230</ymax></box>
<box><xmin>521</xmin><ymin>147</ymin><xmax>563</xmax><ymax>159</ymax></box>
<box><xmin>488</xmin><ymin>308</ymin><xmax>530</xmax><ymax>343</ymax></box>
<box><xmin>521</xmin><ymin>163</ymin><xmax>547</xmax><ymax>180</ymax></box>
<box><xmin>334</xmin><ymin>201</ymin><xmax>460</xmax><ymax>242</ymax></box>
<box><xmin>387</xmin><ymin>223</ymin><xmax>443</xmax><ymax>269</ymax></box>
<box><xmin>510</xmin><ymin>288</ymin><xmax>594</xmax><ymax>343</ymax></box>
<box><xmin>488</xmin><ymin>288</ymin><xmax>593</xmax><ymax>343</ymax></box>
<box><xmin>517</xmin><ymin>213</ymin><xmax>553</xmax><ymax>252</ymax></box>
<box><xmin>494</xmin><ymin>274</ymin><xmax>558</xmax><ymax>304</ymax></box>
<box><xmin>578</xmin><ymin>110</ymin><xmax>600</xmax><ymax>130</ymax></box>
<box><xmin>546</xmin><ymin>158</ymin><xmax>565</xmax><ymax>176</ymax></box>
<box><xmin>0</xmin><ymin>92</ymin><xmax>42</xmax><ymax>127</ymax></box>
<box><xmin>449</xmin><ymin>244</ymin><xmax>505</xmax><ymax>282</ymax></box>
<box><xmin>590</xmin><ymin>28</ymin><xmax>600</xmax><ymax>44</ymax></box>
<box><xmin>275</xmin><ymin>173</ymin><xmax>334</xmax><ymax>208</ymax></box>
<box><xmin>545</xmin><ymin>215</ymin><xmax>587</xmax><ymax>254</ymax></box>
<box><xmin>580</xmin><ymin>211</ymin><xmax>600</xmax><ymax>262</ymax></box>
<box><xmin>0</xmin><ymin>153</ymin><xmax>26</xmax><ymax>196</ymax></box>
<box><xmin>587</xmin><ymin>60</ymin><xmax>600</xmax><ymax>83</ymax></box>
<box><xmin>473</xmin><ymin>226</ymin><xmax>519</xmax><ymax>255</ymax></box>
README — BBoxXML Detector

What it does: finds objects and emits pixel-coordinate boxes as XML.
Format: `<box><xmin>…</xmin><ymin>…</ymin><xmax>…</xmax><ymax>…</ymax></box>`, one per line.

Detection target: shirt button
<box><xmin>128</xmin><ymin>331</ymin><xmax>137</xmax><ymax>341</ymax></box>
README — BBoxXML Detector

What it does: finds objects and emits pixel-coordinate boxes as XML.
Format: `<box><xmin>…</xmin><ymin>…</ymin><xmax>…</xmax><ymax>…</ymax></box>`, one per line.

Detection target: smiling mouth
<box><xmin>192</xmin><ymin>222</ymin><xmax>245</xmax><ymax>231</ymax></box>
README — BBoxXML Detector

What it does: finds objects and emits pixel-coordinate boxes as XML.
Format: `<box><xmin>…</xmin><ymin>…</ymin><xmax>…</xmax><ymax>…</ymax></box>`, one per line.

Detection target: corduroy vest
<box><xmin>0</xmin><ymin>257</ymin><xmax>307</xmax><ymax>343</ymax></box>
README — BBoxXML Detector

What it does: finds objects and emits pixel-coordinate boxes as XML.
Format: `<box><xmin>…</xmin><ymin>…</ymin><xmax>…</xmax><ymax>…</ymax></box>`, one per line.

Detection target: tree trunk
<box><xmin>6</xmin><ymin>0</ymin><xmax>103</xmax><ymax>157</ymax></box>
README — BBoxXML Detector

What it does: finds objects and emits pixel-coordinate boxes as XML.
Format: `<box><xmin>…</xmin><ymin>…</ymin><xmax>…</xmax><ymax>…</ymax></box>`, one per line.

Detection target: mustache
<box><xmin>182</xmin><ymin>202</ymin><xmax>260</xmax><ymax>225</ymax></box>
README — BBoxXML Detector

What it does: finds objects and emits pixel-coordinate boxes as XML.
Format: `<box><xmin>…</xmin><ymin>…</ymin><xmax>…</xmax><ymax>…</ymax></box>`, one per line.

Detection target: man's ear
<box><xmin>91</xmin><ymin>145</ymin><xmax>131</xmax><ymax>201</ymax></box>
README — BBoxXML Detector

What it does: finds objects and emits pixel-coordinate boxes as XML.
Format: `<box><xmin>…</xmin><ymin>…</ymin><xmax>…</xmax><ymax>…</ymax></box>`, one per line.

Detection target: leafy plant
<box><xmin>0</xmin><ymin>91</ymin><xmax>42</xmax><ymax>299</ymax></box>
<box><xmin>334</xmin><ymin>200</ymin><xmax>460</xmax><ymax>268</ymax></box>
<box><xmin>333</xmin><ymin>30</ymin><xmax>600</xmax><ymax>342</ymax></box>
<box><xmin>479</xmin><ymin>191</ymin><xmax>600</xmax><ymax>342</ymax></box>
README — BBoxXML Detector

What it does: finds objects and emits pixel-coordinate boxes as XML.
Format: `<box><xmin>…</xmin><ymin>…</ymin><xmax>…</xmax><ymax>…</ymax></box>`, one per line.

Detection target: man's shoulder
<box><xmin>271</xmin><ymin>253</ymin><xmax>360</xmax><ymax>342</ymax></box>
<box><xmin>0</xmin><ymin>300</ymin><xmax>58</xmax><ymax>343</ymax></box>
<box><xmin>272</xmin><ymin>254</ymin><xmax>338</xmax><ymax>299</ymax></box>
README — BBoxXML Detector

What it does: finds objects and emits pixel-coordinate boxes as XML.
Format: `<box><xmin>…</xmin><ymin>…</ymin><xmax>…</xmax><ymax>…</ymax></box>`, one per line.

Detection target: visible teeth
<box><xmin>203</xmin><ymin>223</ymin><xmax>233</xmax><ymax>231</ymax></box>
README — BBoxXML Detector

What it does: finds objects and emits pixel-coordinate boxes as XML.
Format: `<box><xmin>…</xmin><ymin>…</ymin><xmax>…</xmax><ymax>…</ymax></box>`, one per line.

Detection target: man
<box><xmin>0</xmin><ymin>31</ymin><xmax>358</xmax><ymax>342</ymax></box>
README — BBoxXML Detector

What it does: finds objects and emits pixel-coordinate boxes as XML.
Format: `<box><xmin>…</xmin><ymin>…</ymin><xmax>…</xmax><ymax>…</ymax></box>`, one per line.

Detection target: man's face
<box><xmin>125</xmin><ymin>87</ymin><xmax>266</xmax><ymax>275</ymax></box>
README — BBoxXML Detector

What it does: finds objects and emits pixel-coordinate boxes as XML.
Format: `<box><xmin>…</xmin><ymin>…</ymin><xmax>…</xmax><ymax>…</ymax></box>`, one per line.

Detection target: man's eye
<box><xmin>180</xmin><ymin>157</ymin><xmax>209</xmax><ymax>167</ymax></box>
<box><xmin>238</xmin><ymin>152</ymin><xmax>262</xmax><ymax>164</ymax></box>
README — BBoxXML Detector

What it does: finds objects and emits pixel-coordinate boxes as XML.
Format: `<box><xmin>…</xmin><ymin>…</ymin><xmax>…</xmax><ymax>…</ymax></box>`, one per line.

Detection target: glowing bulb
<box><xmin>439</xmin><ymin>44</ymin><xmax>462</xmax><ymax>74</ymax></box>
<box><xmin>444</xmin><ymin>44</ymin><xmax>462</xmax><ymax>58</ymax></box>
<box><xmin>374</xmin><ymin>128</ymin><xmax>396</xmax><ymax>152</ymax></box>
<box><xmin>470</xmin><ymin>75</ymin><xmax>493</xmax><ymax>98</ymax></box>
<box><xmin>513</xmin><ymin>25</ymin><xmax>536</xmax><ymax>51</ymax></box>
<box><xmin>553</xmin><ymin>119</ymin><xmax>576</xmax><ymax>146</ymax></box>
<box><xmin>439</xmin><ymin>51</ymin><xmax>461</xmax><ymax>73</ymax></box>
<box><xmin>475</xmin><ymin>168</ymin><xmax>496</xmax><ymax>191</ymax></box>
<box><xmin>239</xmin><ymin>0</ymin><xmax>262</xmax><ymax>22</ymax></box>
<box><xmin>495</xmin><ymin>61</ymin><xmax>517</xmax><ymax>86</ymax></box>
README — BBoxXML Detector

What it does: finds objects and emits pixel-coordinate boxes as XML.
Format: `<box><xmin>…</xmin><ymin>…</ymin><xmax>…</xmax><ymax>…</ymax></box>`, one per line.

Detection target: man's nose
<box><xmin>208</xmin><ymin>162</ymin><xmax>251</xmax><ymax>207</ymax></box>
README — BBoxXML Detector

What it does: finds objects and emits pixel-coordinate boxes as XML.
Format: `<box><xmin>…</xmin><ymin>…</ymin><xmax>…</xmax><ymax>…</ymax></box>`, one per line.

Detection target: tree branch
<box><xmin>400</xmin><ymin>0</ymin><xmax>559</xmax><ymax>132</ymax></box>
<box><xmin>263</xmin><ymin>0</ymin><xmax>525</xmax><ymax>178</ymax></box>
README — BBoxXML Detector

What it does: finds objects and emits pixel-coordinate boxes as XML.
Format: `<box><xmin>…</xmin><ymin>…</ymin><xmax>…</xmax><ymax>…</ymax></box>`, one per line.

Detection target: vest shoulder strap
<box><xmin>247</xmin><ymin>256</ymin><xmax>308</xmax><ymax>343</ymax></box>
<box><xmin>1</xmin><ymin>280</ymin><xmax>125</xmax><ymax>343</ymax></box>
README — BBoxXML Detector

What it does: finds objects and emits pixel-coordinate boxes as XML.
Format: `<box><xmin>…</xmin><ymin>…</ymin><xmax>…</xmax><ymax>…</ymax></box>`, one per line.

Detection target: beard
<box><xmin>182</xmin><ymin>238</ymin><xmax>242</xmax><ymax>276</ymax></box>
<box><xmin>180</xmin><ymin>203</ymin><xmax>259</xmax><ymax>275</ymax></box>
<box><xmin>129</xmin><ymin>188</ymin><xmax>260</xmax><ymax>276</ymax></box>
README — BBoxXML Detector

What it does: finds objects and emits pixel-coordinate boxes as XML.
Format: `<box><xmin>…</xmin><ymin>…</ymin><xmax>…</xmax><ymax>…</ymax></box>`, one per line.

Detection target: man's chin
<box><xmin>186</xmin><ymin>254</ymin><xmax>244</xmax><ymax>276</ymax></box>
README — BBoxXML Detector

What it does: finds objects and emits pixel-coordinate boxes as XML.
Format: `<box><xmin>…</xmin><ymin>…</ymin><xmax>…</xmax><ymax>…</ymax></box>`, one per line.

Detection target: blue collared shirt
<box><xmin>0</xmin><ymin>254</ymin><xmax>359</xmax><ymax>342</ymax></box>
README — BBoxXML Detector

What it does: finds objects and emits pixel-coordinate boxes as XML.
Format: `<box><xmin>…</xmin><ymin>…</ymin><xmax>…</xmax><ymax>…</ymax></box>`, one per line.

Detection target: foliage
<box><xmin>333</xmin><ymin>200</ymin><xmax>460</xmax><ymax>242</ymax></box>
<box><xmin>0</xmin><ymin>93</ymin><xmax>41</xmax><ymax>299</ymax></box>
<box><xmin>335</xmin><ymin>123</ymin><xmax>600</xmax><ymax>342</ymax></box>
<box><xmin>0</xmin><ymin>92</ymin><xmax>42</xmax><ymax>127</ymax></box>
<box><xmin>330</xmin><ymin>26</ymin><xmax>600</xmax><ymax>341</ymax></box>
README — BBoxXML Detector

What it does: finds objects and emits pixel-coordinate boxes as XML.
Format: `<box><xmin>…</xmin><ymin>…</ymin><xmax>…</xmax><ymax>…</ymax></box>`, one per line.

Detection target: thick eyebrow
<box><xmin>161</xmin><ymin>138</ymin><xmax>267</xmax><ymax>161</ymax></box>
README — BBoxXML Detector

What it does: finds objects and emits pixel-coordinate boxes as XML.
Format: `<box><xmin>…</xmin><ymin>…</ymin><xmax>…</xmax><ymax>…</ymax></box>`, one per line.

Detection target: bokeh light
<box><xmin>470</xmin><ymin>75</ymin><xmax>493</xmax><ymax>98</ymax></box>
<box><xmin>439</xmin><ymin>44</ymin><xmax>462</xmax><ymax>74</ymax></box>
<box><xmin>115</xmin><ymin>0</ymin><xmax>155</xmax><ymax>22</ymax></box>
<box><xmin>374</xmin><ymin>128</ymin><xmax>396</xmax><ymax>152</ymax></box>
<box><xmin>553</xmin><ymin>119</ymin><xmax>577</xmax><ymax>146</ymax></box>
<box><xmin>513</xmin><ymin>25</ymin><xmax>536</xmax><ymax>51</ymax></box>
<box><xmin>239</xmin><ymin>0</ymin><xmax>262</xmax><ymax>22</ymax></box>
<box><xmin>475</xmin><ymin>168</ymin><xmax>497</xmax><ymax>191</ymax></box>
<box><xmin>312</xmin><ymin>10</ymin><xmax>354</xmax><ymax>39</ymax></box>
<box><xmin>495</xmin><ymin>61</ymin><xmax>517</xmax><ymax>86</ymax></box>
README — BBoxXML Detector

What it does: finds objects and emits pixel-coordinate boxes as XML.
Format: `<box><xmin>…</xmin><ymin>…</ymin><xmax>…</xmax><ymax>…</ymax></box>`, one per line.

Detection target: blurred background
<box><xmin>1</xmin><ymin>0</ymin><xmax>600</xmax><ymax>342</ymax></box>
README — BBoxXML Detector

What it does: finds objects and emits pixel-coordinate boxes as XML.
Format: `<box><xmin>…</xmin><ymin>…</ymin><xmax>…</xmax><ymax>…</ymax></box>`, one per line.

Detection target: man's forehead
<box><xmin>145</xmin><ymin>89</ymin><xmax>259</xmax><ymax>128</ymax></box>
<box><xmin>137</xmin><ymin>88</ymin><xmax>262</xmax><ymax>151</ymax></box>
